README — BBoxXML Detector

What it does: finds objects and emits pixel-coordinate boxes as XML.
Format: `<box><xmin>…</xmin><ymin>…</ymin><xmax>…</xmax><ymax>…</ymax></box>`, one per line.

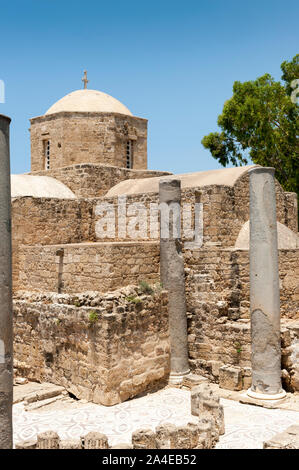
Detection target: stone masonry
<box><xmin>30</xmin><ymin>113</ymin><xmax>147</xmax><ymax>171</ymax></box>
<box><xmin>13</xmin><ymin>286</ymin><xmax>170</xmax><ymax>405</ymax></box>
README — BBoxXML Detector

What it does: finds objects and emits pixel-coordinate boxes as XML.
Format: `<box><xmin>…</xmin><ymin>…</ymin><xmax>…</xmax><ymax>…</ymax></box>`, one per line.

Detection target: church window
<box><xmin>126</xmin><ymin>140</ymin><xmax>133</xmax><ymax>169</ymax></box>
<box><xmin>44</xmin><ymin>140</ymin><xmax>50</xmax><ymax>170</ymax></box>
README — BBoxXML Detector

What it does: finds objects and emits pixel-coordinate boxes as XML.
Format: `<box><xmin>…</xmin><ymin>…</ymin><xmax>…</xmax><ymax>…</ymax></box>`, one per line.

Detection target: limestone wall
<box><xmin>185</xmin><ymin>248</ymin><xmax>299</xmax><ymax>321</ymax></box>
<box><xmin>13</xmin><ymin>288</ymin><xmax>170</xmax><ymax>405</ymax></box>
<box><xmin>16</xmin><ymin>242</ymin><xmax>160</xmax><ymax>293</ymax></box>
<box><xmin>94</xmin><ymin>177</ymin><xmax>297</xmax><ymax>247</ymax></box>
<box><xmin>11</xmin><ymin>196</ymin><xmax>95</xmax><ymax>288</ymax></box>
<box><xmin>30</xmin><ymin>112</ymin><xmax>147</xmax><ymax>171</ymax></box>
<box><xmin>184</xmin><ymin>247</ymin><xmax>299</xmax><ymax>390</ymax></box>
<box><xmin>30</xmin><ymin>163</ymin><xmax>171</xmax><ymax>198</ymax></box>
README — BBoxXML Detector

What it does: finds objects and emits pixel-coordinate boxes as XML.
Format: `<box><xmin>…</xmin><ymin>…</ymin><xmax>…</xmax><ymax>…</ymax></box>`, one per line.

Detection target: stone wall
<box><xmin>11</xmin><ymin>196</ymin><xmax>95</xmax><ymax>288</ymax></box>
<box><xmin>94</xmin><ymin>175</ymin><xmax>297</xmax><ymax>247</ymax></box>
<box><xmin>30</xmin><ymin>163</ymin><xmax>171</xmax><ymax>198</ymax></box>
<box><xmin>13</xmin><ymin>287</ymin><xmax>169</xmax><ymax>405</ymax></box>
<box><xmin>184</xmin><ymin>247</ymin><xmax>299</xmax><ymax>390</ymax></box>
<box><xmin>16</xmin><ymin>242</ymin><xmax>160</xmax><ymax>294</ymax></box>
<box><xmin>185</xmin><ymin>248</ymin><xmax>299</xmax><ymax>321</ymax></box>
<box><xmin>30</xmin><ymin>112</ymin><xmax>148</xmax><ymax>171</ymax></box>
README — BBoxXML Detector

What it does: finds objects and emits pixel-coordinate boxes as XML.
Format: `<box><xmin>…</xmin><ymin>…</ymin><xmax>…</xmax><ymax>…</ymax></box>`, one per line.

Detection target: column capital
<box><xmin>248</xmin><ymin>166</ymin><xmax>275</xmax><ymax>176</ymax></box>
<box><xmin>0</xmin><ymin>115</ymin><xmax>11</xmax><ymax>124</ymax></box>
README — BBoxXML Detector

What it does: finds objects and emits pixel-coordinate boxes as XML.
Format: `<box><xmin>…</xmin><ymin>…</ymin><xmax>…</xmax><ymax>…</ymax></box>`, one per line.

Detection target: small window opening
<box><xmin>126</xmin><ymin>140</ymin><xmax>133</xmax><ymax>169</ymax></box>
<box><xmin>44</xmin><ymin>140</ymin><xmax>50</xmax><ymax>170</ymax></box>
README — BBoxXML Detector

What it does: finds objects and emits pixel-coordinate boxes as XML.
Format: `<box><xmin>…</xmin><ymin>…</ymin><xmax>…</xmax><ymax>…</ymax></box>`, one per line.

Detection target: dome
<box><xmin>45</xmin><ymin>89</ymin><xmax>133</xmax><ymax>116</ymax></box>
<box><xmin>106</xmin><ymin>165</ymin><xmax>259</xmax><ymax>197</ymax></box>
<box><xmin>235</xmin><ymin>220</ymin><xmax>299</xmax><ymax>250</ymax></box>
<box><xmin>11</xmin><ymin>175</ymin><xmax>76</xmax><ymax>199</ymax></box>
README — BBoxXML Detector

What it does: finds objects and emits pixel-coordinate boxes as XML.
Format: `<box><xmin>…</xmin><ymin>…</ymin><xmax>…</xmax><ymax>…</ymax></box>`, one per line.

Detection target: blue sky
<box><xmin>0</xmin><ymin>0</ymin><xmax>298</xmax><ymax>174</ymax></box>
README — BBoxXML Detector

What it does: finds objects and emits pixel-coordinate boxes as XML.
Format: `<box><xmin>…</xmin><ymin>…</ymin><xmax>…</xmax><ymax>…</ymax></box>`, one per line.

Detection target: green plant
<box><xmin>126</xmin><ymin>295</ymin><xmax>142</xmax><ymax>304</ymax></box>
<box><xmin>88</xmin><ymin>310</ymin><xmax>99</xmax><ymax>324</ymax></box>
<box><xmin>139</xmin><ymin>280</ymin><xmax>154</xmax><ymax>295</ymax></box>
<box><xmin>56</xmin><ymin>318</ymin><xmax>62</xmax><ymax>326</ymax></box>
<box><xmin>202</xmin><ymin>55</ymin><xmax>299</xmax><ymax>206</ymax></box>
<box><xmin>234</xmin><ymin>342</ymin><xmax>242</xmax><ymax>354</ymax></box>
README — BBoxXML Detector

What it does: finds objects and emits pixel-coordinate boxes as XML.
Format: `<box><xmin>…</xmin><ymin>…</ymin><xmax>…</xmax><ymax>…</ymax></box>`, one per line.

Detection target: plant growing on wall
<box><xmin>139</xmin><ymin>280</ymin><xmax>154</xmax><ymax>295</ymax></box>
<box><xmin>88</xmin><ymin>310</ymin><xmax>99</xmax><ymax>325</ymax></box>
<box><xmin>126</xmin><ymin>295</ymin><xmax>142</xmax><ymax>304</ymax></box>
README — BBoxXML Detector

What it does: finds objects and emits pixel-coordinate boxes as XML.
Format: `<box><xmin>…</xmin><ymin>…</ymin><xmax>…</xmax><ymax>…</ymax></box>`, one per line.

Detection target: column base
<box><xmin>169</xmin><ymin>370</ymin><xmax>190</xmax><ymax>385</ymax></box>
<box><xmin>246</xmin><ymin>388</ymin><xmax>287</xmax><ymax>400</ymax></box>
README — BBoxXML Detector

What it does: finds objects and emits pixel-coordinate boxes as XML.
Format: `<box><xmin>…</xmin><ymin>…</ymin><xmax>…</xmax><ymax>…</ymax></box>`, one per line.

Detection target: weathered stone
<box><xmin>37</xmin><ymin>431</ymin><xmax>60</xmax><ymax>449</ymax></box>
<box><xmin>132</xmin><ymin>428</ymin><xmax>157</xmax><ymax>449</ymax></box>
<box><xmin>155</xmin><ymin>423</ymin><xmax>177</xmax><ymax>449</ymax></box>
<box><xmin>15</xmin><ymin>439</ymin><xmax>37</xmax><ymax>449</ymax></box>
<box><xmin>219</xmin><ymin>365</ymin><xmax>243</xmax><ymax>391</ymax></box>
<box><xmin>176</xmin><ymin>425</ymin><xmax>192</xmax><ymax>449</ymax></box>
<box><xmin>182</xmin><ymin>373</ymin><xmax>208</xmax><ymax>389</ymax></box>
<box><xmin>30</xmin><ymin>113</ymin><xmax>148</xmax><ymax>172</ymax></box>
<box><xmin>13</xmin><ymin>289</ymin><xmax>169</xmax><ymax>405</ymax></box>
<box><xmin>263</xmin><ymin>424</ymin><xmax>299</xmax><ymax>449</ymax></box>
<box><xmin>59</xmin><ymin>439</ymin><xmax>82</xmax><ymax>449</ymax></box>
<box><xmin>84</xmin><ymin>432</ymin><xmax>109</xmax><ymax>449</ymax></box>
<box><xmin>159</xmin><ymin>179</ymin><xmax>189</xmax><ymax>383</ymax></box>
<box><xmin>0</xmin><ymin>114</ymin><xmax>13</xmax><ymax>449</ymax></box>
<box><xmin>249</xmin><ymin>167</ymin><xmax>284</xmax><ymax>398</ymax></box>
<box><xmin>191</xmin><ymin>383</ymin><xmax>225</xmax><ymax>436</ymax></box>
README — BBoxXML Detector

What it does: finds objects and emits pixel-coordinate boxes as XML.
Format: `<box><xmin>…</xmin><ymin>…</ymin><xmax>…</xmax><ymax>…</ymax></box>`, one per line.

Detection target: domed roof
<box><xmin>106</xmin><ymin>165</ymin><xmax>259</xmax><ymax>197</ymax></box>
<box><xmin>11</xmin><ymin>175</ymin><xmax>76</xmax><ymax>199</ymax></box>
<box><xmin>45</xmin><ymin>89</ymin><xmax>133</xmax><ymax>116</ymax></box>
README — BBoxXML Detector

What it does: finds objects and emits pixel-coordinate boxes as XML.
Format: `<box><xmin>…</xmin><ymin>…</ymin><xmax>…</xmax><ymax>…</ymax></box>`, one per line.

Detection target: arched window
<box><xmin>126</xmin><ymin>140</ymin><xmax>133</xmax><ymax>169</ymax></box>
<box><xmin>44</xmin><ymin>140</ymin><xmax>50</xmax><ymax>170</ymax></box>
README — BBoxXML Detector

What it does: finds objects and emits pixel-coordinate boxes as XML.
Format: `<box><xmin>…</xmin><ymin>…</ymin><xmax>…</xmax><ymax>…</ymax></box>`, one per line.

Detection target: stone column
<box><xmin>247</xmin><ymin>167</ymin><xmax>286</xmax><ymax>400</ymax></box>
<box><xmin>0</xmin><ymin>114</ymin><xmax>13</xmax><ymax>448</ymax></box>
<box><xmin>159</xmin><ymin>178</ymin><xmax>190</xmax><ymax>384</ymax></box>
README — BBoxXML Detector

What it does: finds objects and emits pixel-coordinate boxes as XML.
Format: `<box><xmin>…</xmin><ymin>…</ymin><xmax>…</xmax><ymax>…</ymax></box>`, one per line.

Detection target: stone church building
<box><xmin>11</xmin><ymin>82</ymin><xmax>299</xmax><ymax>405</ymax></box>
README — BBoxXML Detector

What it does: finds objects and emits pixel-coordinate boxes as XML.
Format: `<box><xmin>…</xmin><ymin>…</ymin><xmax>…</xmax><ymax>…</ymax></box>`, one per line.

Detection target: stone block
<box><xmin>263</xmin><ymin>424</ymin><xmax>299</xmax><ymax>449</ymax></box>
<box><xmin>182</xmin><ymin>373</ymin><xmax>208</xmax><ymax>389</ymax></box>
<box><xmin>132</xmin><ymin>428</ymin><xmax>157</xmax><ymax>449</ymax></box>
<box><xmin>191</xmin><ymin>383</ymin><xmax>225</xmax><ymax>438</ymax></box>
<box><xmin>176</xmin><ymin>426</ymin><xmax>192</xmax><ymax>449</ymax></box>
<box><xmin>219</xmin><ymin>365</ymin><xmax>243</xmax><ymax>391</ymax></box>
<box><xmin>37</xmin><ymin>431</ymin><xmax>60</xmax><ymax>449</ymax></box>
<box><xmin>59</xmin><ymin>439</ymin><xmax>82</xmax><ymax>449</ymax></box>
<box><xmin>155</xmin><ymin>423</ymin><xmax>177</xmax><ymax>449</ymax></box>
<box><xmin>15</xmin><ymin>439</ymin><xmax>37</xmax><ymax>449</ymax></box>
<box><xmin>84</xmin><ymin>432</ymin><xmax>109</xmax><ymax>449</ymax></box>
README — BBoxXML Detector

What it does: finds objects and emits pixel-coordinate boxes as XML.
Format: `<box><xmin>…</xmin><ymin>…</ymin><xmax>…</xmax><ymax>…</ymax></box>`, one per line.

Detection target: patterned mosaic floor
<box><xmin>13</xmin><ymin>387</ymin><xmax>299</xmax><ymax>449</ymax></box>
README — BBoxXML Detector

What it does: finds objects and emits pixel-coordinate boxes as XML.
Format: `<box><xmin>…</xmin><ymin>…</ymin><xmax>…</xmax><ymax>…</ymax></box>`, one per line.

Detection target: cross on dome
<box><xmin>82</xmin><ymin>70</ymin><xmax>89</xmax><ymax>89</ymax></box>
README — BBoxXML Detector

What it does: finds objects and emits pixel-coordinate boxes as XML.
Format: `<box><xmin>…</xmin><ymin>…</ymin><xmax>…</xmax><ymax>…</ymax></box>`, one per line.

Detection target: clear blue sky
<box><xmin>0</xmin><ymin>0</ymin><xmax>298</xmax><ymax>174</ymax></box>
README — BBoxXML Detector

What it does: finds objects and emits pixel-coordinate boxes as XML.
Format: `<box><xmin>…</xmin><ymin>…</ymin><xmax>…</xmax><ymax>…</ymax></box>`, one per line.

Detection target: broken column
<box><xmin>0</xmin><ymin>115</ymin><xmax>13</xmax><ymax>449</ymax></box>
<box><xmin>159</xmin><ymin>178</ymin><xmax>190</xmax><ymax>383</ymax></box>
<box><xmin>248</xmin><ymin>167</ymin><xmax>285</xmax><ymax>399</ymax></box>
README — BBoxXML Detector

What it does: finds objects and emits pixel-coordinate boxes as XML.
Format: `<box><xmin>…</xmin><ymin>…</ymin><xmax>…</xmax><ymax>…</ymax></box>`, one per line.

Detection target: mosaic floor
<box><xmin>13</xmin><ymin>387</ymin><xmax>299</xmax><ymax>449</ymax></box>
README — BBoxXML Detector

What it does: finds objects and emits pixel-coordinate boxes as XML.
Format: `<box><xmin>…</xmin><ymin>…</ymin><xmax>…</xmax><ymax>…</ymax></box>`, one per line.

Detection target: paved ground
<box><xmin>13</xmin><ymin>386</ymin><xmax>299</xmax><ymax>449</ymax></box>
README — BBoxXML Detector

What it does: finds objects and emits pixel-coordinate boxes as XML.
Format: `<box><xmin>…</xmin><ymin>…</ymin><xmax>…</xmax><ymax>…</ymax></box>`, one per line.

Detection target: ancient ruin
<box><xmin>0</xmin><ymin>114</ymin><xmax>13</xmax><ymax>449</ymax></box>
<box><xmin>0</xmin><ymin>82</ymin><xmax>298</xmax><ymax>448</ymax></box>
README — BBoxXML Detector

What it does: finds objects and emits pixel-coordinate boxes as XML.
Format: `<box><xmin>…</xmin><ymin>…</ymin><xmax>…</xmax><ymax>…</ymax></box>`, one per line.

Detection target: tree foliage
<box><xmin>202</xmin><ymin>55</ymin><xmax>299</xmax><ymax>198</ymax></box>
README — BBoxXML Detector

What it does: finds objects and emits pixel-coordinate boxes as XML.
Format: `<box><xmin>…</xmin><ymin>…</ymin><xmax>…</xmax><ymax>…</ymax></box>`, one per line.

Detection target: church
<box><xmin>11</xmin><ymin>73</ymin><xmax>299</xmax><ymax>406</ymax></box>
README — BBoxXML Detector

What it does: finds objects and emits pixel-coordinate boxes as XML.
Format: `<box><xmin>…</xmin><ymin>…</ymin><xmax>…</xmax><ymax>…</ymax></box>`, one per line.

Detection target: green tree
<box><xmin>202</xmin><ymin>55</ymin><xmax>299</xmax><ymax>200</ymax></box>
